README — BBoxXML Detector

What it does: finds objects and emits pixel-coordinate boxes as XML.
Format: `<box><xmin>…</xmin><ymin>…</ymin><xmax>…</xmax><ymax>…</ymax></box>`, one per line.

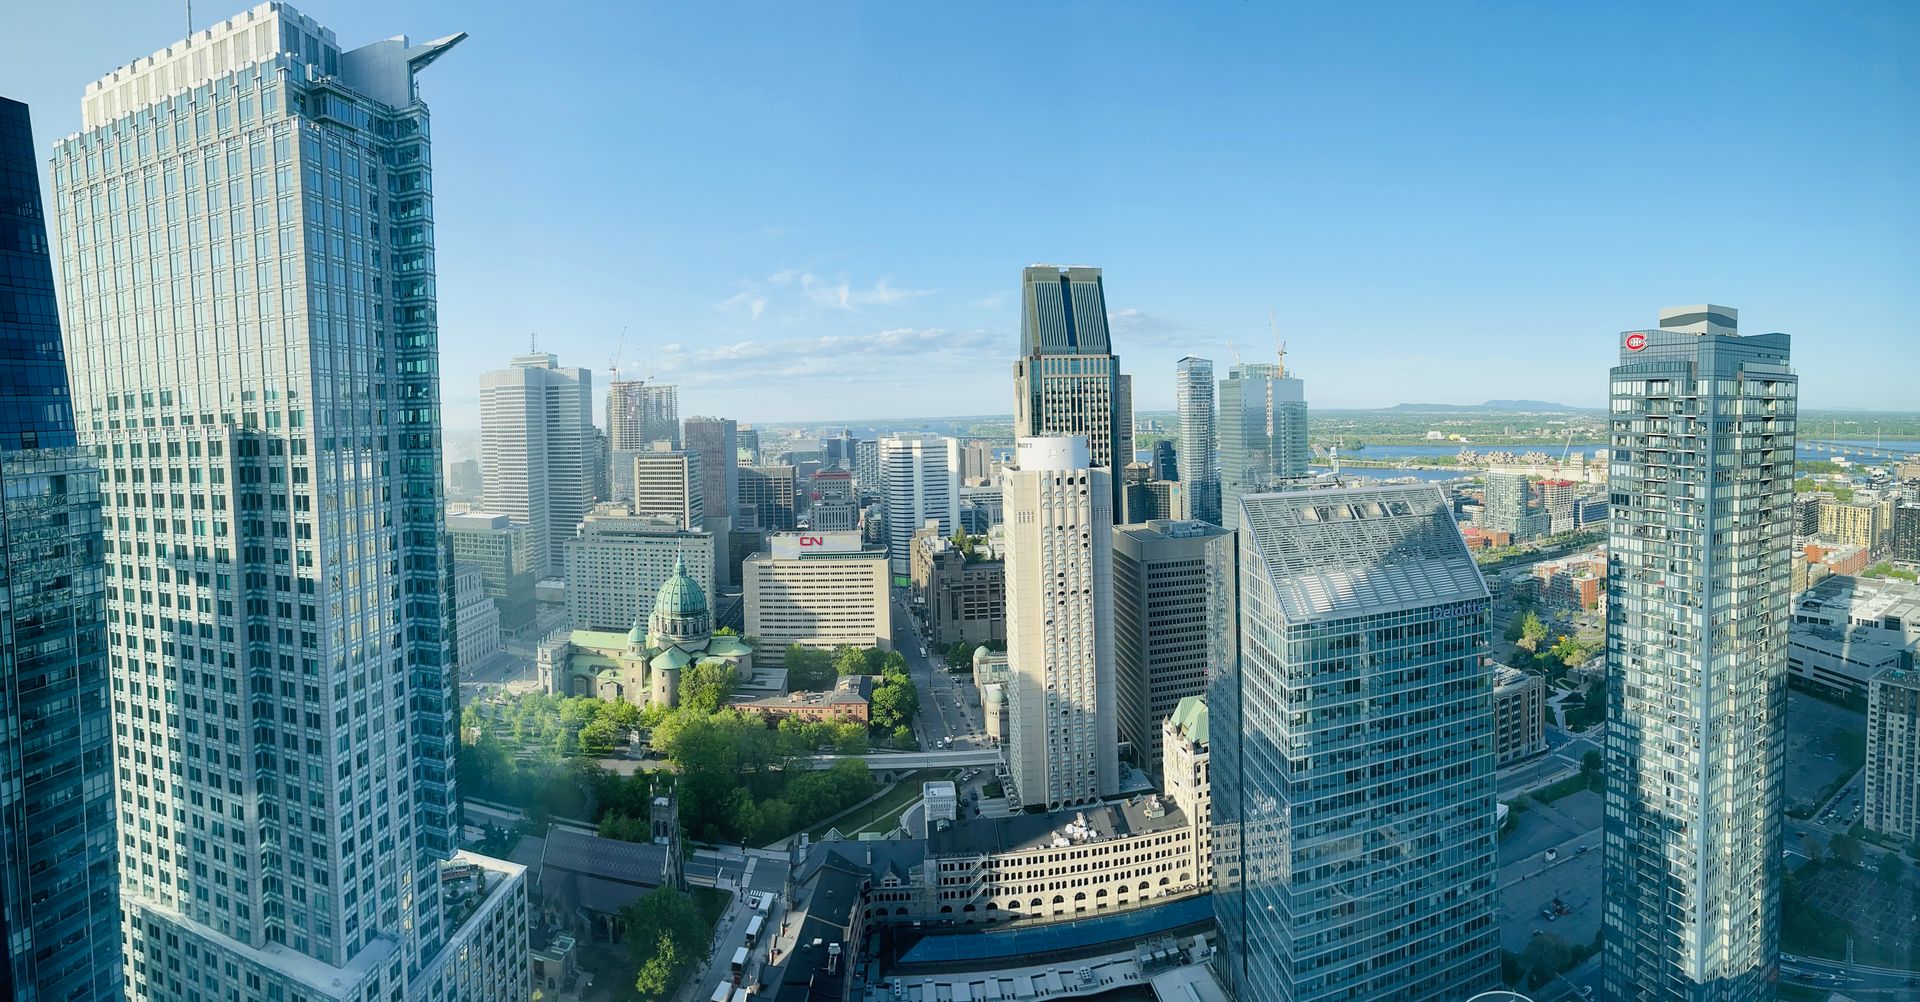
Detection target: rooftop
<box><xmin>1797</xmin><ymin>575</ymin><xmax>1920</xmax><ymax>631</ymax></box>
<box><xmin>1166</xmin><ymin>696</ymin><xmax>1208</xmax><ymax>746</ymax></box>
<box><xmin>928</xmin><ymin>796</ymin><xmax>1190</xmax><ymax>857</ymax></box>
<box><xmin>538</xmin><ymin>826</ymin><xmax>672</xmax><ymax>918</ymax></box>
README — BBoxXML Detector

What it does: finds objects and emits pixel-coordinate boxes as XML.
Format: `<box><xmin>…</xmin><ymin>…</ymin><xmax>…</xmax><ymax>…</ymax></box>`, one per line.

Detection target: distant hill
<box><xmin>1380</xmin><ymin>400</ymin><xmax>1593</xmax><ymax>413</ymax></box>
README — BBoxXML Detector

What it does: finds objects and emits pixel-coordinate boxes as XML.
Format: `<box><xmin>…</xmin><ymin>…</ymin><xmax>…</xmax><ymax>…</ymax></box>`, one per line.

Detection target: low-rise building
<box><xmin>532</xmin><ymin>816</ymin><xmax>681</xmax><ymax>942</ymax></box>
<box><xmin>1492</xmin><ymin>666</ymin><xmax>1547</xmax><ymax>765</ymax></box>
<box><xmin>1866</xmin><ymin>667</ymin><xmax>1920</xmax><ymax>841</ymax></box>
<box><xmin>924</xmin><ymin>781</ymin><xmax>959</xmax><ymax>826</ymax></box>
<box><xmin>745</xmin><ymin>531</ymin><xmax>892</xmax><ymax>659</ymax></box>
<box><xmin>732</xmin><ymin>674</ymin><xmax>873</xmax><ymax>724</ymax></box>
<box><xmin>1529</xmin><ymin>549</ymin><xmax>1606</xmax><ymax>612</ymax></box>
<box><xmin>909</xmin><ymin>524</ymin><xmax>1007</xmax><ymax>647</ymax></box>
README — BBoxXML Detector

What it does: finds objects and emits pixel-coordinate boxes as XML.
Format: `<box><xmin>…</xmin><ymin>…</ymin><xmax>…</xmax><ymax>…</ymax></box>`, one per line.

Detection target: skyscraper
<box><xmin>51</xmin><ymin>7</ymin><xmax>527</xmax><ymax>999</ymax></box>
<box><xmin>482</xmin><ymin>352</ymin><xmax>594</xmax><ymax>576</ymax></box>
<box><xmin>1481</xmin><ymin>470</ymin><xmax>1546</xmax><ymax>541</ymax></box>
<box><xmin>1218</xmin><ymin>359</ymin><xmax>1309</xmax><ymax>533</ymax></box>
<box><xmin>0</xmin><ymin>94</ymin><xmax>123</xmax><ymax>1002</ymax></box>
<box><xmin>631</xmin><ymin>449</ymin><xmax>703</xmax><ymax>529</ymax></box>
<box><xmin>1002</xmin><ymin>437</ymin><xmax>1117</xmax><ymax>808</ymax></box>
<box><xmin>1601</xmin><ymin>306</ymin><xmax>1796</xmax><ymax>1002</ymax></box>
<box><xmin>1175</xmin><ymin>356</ymin><xmax>1220</xmax><ymax>524</ymax></box>
<box><xmin>739</xmin><ymin>463</ymin><xmax>798</xmax><ymax>532</ymax></box>
<box><xmin>684</xmin><ymin>415</ymin><xmax>739</xmax><ymax>586</ymax></box>
<box><xmin>1112</xmin><ymin>519</ymin><xmax>1234</xmax><ymax>781</ymax></box>
<box><xmin>1214</xmin><ymin>485</ymin><xmax>1499</xmax><ymax>1001</ymax></box>
<box><xmin>879</xmin><ymin>433</ymin><xmax>960</xmax><ymax>576</ymax></box>
<box><xmin>607</xmin><ymin>379</ymin><xmax>679</xmax><ymax>451</ymax></box>
<box><xmin>1013</xmin><ymin>265</ymin><xmax>1133</xmax><ymax>514</ymax></box>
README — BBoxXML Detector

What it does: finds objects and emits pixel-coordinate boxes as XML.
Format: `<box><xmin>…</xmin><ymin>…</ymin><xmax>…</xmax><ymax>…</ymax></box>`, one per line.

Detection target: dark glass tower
<box><xmin>0</xmin><ymin>95</ymin><xmax>123</xmax><ymax>1001</ymax></box>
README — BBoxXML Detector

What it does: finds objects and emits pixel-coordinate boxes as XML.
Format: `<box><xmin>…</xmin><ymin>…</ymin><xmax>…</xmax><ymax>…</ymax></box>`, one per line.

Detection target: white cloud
<box><xmin>649</xmin><ymin>327</ymin><xmax>1008</xmax><ymax>385</ymax></box>
<box><xmin>1107</xmin><ymin>307</ymin><xmax>1209</xmax><ymax>349</ymax></box>
<box><xmin>716</xmin><ymin>269</ymin><xmax>935</xmax><ymax>320</ymax></box>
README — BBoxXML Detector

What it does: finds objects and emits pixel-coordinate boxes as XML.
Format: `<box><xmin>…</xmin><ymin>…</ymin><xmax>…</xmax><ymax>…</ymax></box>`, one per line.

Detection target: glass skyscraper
<box><xmin>1601</xmin><ymin>306</ymin><xmax>1795</xmax><ymax>1002</ymax></box>
<box><xmin>0</xmin><ymin>94</ymin><xmax>123</xmax><ymax>1002</ymax></box>
<box><xmin>1175</xmin><ymin>356</ymin><xmax>1219</xmax><ymax>524</ymax></box>
<box><xmin>1013</xmin><ymin>265</ymin><xmax>1133</xmax><ymax>515</ymax></box>
<box><xmin>1214</xmin><ymin>484</ymin><xmax>1499</xmax><ymax>1001</ymax></box>
<box><xmin>1218</xmin><ymin>360</ymin><xmax>1308</xmax><ymax>533</ymax></box>
<box><xmin>49</xmin><ymin>6</ymin><xmax>523</xmax><ymax>1000</ymax></box>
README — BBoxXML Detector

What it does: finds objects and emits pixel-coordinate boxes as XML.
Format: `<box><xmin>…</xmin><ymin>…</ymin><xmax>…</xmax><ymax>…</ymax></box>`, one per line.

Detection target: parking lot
<box><xmin>1499</xmin><ymin>788</ymin><xmax>1604</xmax><ymax>955</ymax></box>
<box><xmin>1784</xmin><ymin>689</ymin><xmax>1865</xmax><ymax>817</ymax></box>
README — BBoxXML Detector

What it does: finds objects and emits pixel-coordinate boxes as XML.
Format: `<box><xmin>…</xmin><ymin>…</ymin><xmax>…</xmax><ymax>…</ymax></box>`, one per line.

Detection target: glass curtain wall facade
<box><xmin>1219</xmin><ymin>362</ymin><xmax>1308</xmax><ymax>533</ymax></box>
<box><xmin>1600</xmin><ymin>308</ymin><xmax>1796</xmax><ymax>1002</ymax></box>
<box><xmin>1013</xmin><ymin>265</ymin><xmax>1133</xmax><ymax>516</ymax></box>
<box><xmin>1214</xmin><ymin>485</ymin><xmax>1499</xmax><ymax>1002</ymax></box>
<box><xmin>1175</xmin><ymin>356</ymin><xmax>1219</xmax><ymax>524</ymax></box>
<box><xmin>0</xmin><ymin>94</ymin><xmax>123</xmax><ymax>1002</ymax></box>
<box><xmin>50</xmin><ymin>6</ymin><xmax>468</xmax><ymax>998</ymax></box>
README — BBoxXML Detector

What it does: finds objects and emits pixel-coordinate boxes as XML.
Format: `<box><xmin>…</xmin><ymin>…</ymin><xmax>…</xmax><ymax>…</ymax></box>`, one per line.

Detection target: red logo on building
<box><xmin>1625</xmin><ymin>332</ymin><xmax>1647</xmax><ymax>352</ymax></box>
<box><xmin>798</xmin><ymin>535</ymin><xmax>827</xmax><ymax>547</ymax></box>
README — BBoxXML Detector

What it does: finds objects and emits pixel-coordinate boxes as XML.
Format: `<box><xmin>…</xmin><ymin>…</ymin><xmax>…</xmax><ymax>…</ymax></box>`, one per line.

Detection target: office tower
<box><xmin>453</xmin><ymin>565</ymin><xmax>501</xmax><ymax>675</ymax></box>
<box><xmin>739</xmin><ymin>464</ymin><xmax>798</xmax><ymax>531</ymax></box>
<box><xmin>1175</xmin><ymin>357</ymin><xmax>1220</xmax><ymax>523</ymax></box>
<box><xmin>808</xmin><ymin>468</ymin><xmax>860</xmax><ymax>531</ymax></box>
<box><xmin>563</xmin><ymin>509</ymin><xmax>714</xmax><ymax>632</ymax></box>
<box><xmin>684</xmin><ymin>415</ymin><xmax>739</xmax><ymax>586</ymax></box>
<box><xmin>1013</xmin><ymin>265</ymin><xmax>1134</xmax><ymax>514</ymax></box>
<box><xmin>445</xmin><ymin>457</ymin><xmax>483</xmax><ymax>500</ymax></box>
<box><xmin>745</xmin><ymin>532</ymin><xmax>892</xmax><ymax>658</ymax></box>
<box><xmin>0</xmin><ymin>94</ymin><xmax>123</xmax><ymax>1002</ymax></box>
<box><xmin>482</xmin><ymin>352</ymin><xmax>594</xmax><ymax>576</ymax></box>
<box><xmin>630</xmin><ymin>449</ymin><xmax>703</xmax><ymax>529</ymax></box>
<box><xmin>879</xmin><ymin>433</ymin><xmax>961</xmax><ymax>576</ymax></box>
<box><xmin>1214</xmin><ymin>485</ymin><xmax>1499</xmax><ymax>1001</ymax></box>
<box><xmin>1218</xmin><ymin>359</ymin><xmax>1308</xmax><ymax>533</ymax></box>
<box><xmin>447</xmin><ymin>511</ymin><xmax>538</xmax><ymax>632</ymax></box>
<box><xmin>1002</xmin><ymin>437</ymin><xmax>1116</xmax><ymax>808</ymax></box>
<box><xmin>822</xmin><ymin>429</ymin><xmax>858</xmax><ymax>471</ymax></box>
<box><xmin>1112</xmin><ymin>519</ymin><xmax>1234</xmax><ymax>781</ymax></box>
<box><xmin>1151</xmin><ymin>440</ymin><xmax>1177</xmax><ymax>482</ymax></box>
<box><xmin>853</xmin><ymin>438</ymin><xmax>880</xmax><ymax>490</ymax></box>
<box><xmin>909</xmin><ymin>523</ymin><xmax>1006</xmax><ymax>647</ymax></box>
<box><xmin>51</xmin><ymin>7</ymin><xmax>528</xmax><ymax>1001</ymax></box>
<box><xmin>737</xmin><ymin>425</ymin><xmax>761</xmax><ymax>464</ymax></box>
<box><xmin>1896</xmin><ymin>505</ymin><xmax>1920</xmax><ymax>564</ymax></box>
<box><xmin>587</xmin><ymin>426</ymin><xmax>609</xmax><ymax>502</ymax></box>
<box><xmin>1602</xmin><ymin>305</ymin><xmax>1796</xmax><ymax>1002</ymax></box>
<box><xmin>607</xmin><ymin>380</ymin><xmax>679</xmax><ymax>451</ymax></box>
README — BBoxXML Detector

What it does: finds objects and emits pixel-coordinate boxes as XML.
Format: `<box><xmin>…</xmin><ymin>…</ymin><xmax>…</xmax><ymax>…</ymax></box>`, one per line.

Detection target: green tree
<box><xmin>1879</xmin><ymin>850</ymin><xmax>1906</xmax><ymax>885</ymax></box>
<box><xmin>784</xmin><ymin>645</ymin><xmax>835</xmax><ymax>691</ymax></box>
<box><xmin>1829</xmin><ymin>833</ymin><xmax>1864</xmax><ymax>868</ymax></box>
<box><xmin>1548</xmin><ymin>635</ymin><xmax>1586</xmax><ymax>668</ymax></box>
<box><xmin>879</xmin><ymin>650</ymin><xmax>908</xmax><ymax>677</ymax></box>
<box><xmin>1518</xmin><ymin>932</ymin><xmax>1572</xmax><ymax>989</ymax></box>
<box><xmin>578</xmin><ymin>716</ymin><xmax>621</xmax><ymax>757</ymax></box>
<box><xmin>1515</xmin><ymin>611</ymin><xmax>1549</xmax><ymax>653</ymax></box>
<box><xmin>833</xmin><ymin>645</ymin><xmax>871</xmax><ymax>678</ymax></box>
<box><xmin>1580</xmin><ymin>749</ymin><xmax>1603</xmax><ymax>790</ymax></box>
<box><xmin>870</xmin><ymin>677</ymin><xmax>920</xmax><ymax>731</ymax></box>
<box><xmin>680</xmin><ymin>659</ymin><xmax>739</xmax><ymax>713</ymax></box>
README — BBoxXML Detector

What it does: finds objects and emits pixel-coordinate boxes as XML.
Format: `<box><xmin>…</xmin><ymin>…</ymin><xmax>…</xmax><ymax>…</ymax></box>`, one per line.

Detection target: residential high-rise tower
<box><xmin>0</xmin><ymin>94</ymin><xmax>123</xmax><ymax>1002</ymax></box>
<box><xmin>1601</xmin><ymin>306</ymin><xmax>1796</xmax><ymax>1002</ymax></box>
<box><xmin>1175</xmin><ymin>356</ymin><xmax>1219</xmax><ymax>524</ymax></box>
<box><xmin>1218</xmin><ymin>360</ymin><xmax>1308</xmax><ymax>533</ymax></box>
<box><xmin>607</xmin><ymin>379</ymin><xmax>679</xmax><ymax>451</ymax></box>
<box><xmin>50</xmin><ymin>8</ymin><xmax>527</xmax><ymax>999</ymax></box>
<box><xmin>482</xmin><ymin>352</ymin><xmax>594</xmax><ymax>576</ymax></box>
<box><xmin>1013</xmin><ymin>265</ymin><xmax>1133</xmax><ymax>514</ymax></box>
<box><xmin>1214</xmin><ymin>485</ymin><xmax>1500</xmax><ymax>1001</ymax></box>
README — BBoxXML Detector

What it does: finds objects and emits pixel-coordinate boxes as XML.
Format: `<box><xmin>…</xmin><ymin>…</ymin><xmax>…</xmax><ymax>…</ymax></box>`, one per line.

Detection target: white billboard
<box><xmin>770</xmin><ymin>531</ymin><xmax>863</xmax><ymax>560</ymax></box>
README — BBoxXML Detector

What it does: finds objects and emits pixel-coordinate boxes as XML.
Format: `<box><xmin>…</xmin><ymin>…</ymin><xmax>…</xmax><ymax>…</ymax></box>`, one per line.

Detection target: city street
<box><xmin>676</xmin><ymin>849</ymin><xmax>793</xmax><ymax>1002</ymax></box>
<box><xmin>890</xmin><ymin>591</ymin><xmax>988</xmax><ymax>751</ymax></box>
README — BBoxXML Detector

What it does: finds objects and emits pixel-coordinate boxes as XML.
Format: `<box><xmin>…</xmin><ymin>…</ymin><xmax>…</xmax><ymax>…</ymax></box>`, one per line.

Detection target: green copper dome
<box><xmin>651</xmin><ymin>554</ymin><xmax>708</xmax><ymax>620</ymax></box>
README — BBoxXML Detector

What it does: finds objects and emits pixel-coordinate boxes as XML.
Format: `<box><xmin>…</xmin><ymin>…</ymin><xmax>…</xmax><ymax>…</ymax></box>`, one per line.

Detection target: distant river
<box><xmin>1325</xmin><ymin>439</ymin><xmax>1919</xmax><ymax>463</ymax></box>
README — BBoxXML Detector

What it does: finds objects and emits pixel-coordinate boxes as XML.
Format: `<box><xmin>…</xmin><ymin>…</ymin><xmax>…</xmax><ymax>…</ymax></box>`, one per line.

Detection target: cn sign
<box><xmin>772</xmin><ymin>531</ymin><xmax>861</xmax><ymax>559</ymax></box>
<box><xmin>1624</xmin><ymin>332</ymin><xmax>1647</xmax><ymax>352</ymax></box>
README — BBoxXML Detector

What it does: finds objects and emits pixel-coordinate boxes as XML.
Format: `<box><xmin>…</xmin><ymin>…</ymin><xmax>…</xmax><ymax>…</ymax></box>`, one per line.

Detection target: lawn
<box><xmin>806</xmin><ymin>769</ymin><xmax>957</xmax><ymax>840</ymax></box>
<box><xmin>1533</xmin><ymin>771</ymin><xmax>1601</xmax><ymax>805</ymax></box>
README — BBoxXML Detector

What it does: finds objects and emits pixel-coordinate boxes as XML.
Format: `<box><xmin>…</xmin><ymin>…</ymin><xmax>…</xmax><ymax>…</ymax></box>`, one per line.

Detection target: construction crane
<box><xmin>608</xmin><ymin>326</ymin><xmax>627</xmax><ymax>383</ymax></box>
<box><xmin>1560</xmin><ymin>430</ymin><xmax>1576</xmax><ymax>468</ymax></box>
<box><xmin>1225</xmin><ymin>340</ymin><xmax>1242</xmax><ymax>365</ymax></box>
<box><xmin>1268</xmin><ymin>308</ymin><xmax>1287</xmax><ymax>376</ymax></box>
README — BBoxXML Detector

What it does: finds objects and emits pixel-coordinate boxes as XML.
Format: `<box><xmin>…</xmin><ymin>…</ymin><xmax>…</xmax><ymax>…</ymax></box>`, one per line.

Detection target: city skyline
<box><xmin>5</xmin><ymin>2</ymin><xmax>1915</xmax><ymax>425</ymax></box>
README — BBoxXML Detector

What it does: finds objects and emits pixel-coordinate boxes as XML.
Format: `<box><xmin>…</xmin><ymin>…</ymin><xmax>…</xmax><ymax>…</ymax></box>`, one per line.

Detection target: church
<box><xmin>538</xmin><ymin>554</ymin><xmax>754</xmax><ymax>707</ymax></box>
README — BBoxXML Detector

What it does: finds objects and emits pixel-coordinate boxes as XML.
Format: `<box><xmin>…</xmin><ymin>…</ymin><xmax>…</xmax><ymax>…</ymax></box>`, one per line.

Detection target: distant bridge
<box><xmin>1802</xmin><ymin>440</ymin><xmax>1920</xmax><ymax>462</ymax></box>
<box><xmin>804</xmin><ymin>748</ymin><xmax>1001</xmax><ymax>780</ymax></box>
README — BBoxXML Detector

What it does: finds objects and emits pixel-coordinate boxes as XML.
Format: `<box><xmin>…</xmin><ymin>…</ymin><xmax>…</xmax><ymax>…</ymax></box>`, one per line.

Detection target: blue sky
<box><xmin>5</xmin><ymin>1</ymin><xmax>1916</xmax><ymax>428</ymax></box>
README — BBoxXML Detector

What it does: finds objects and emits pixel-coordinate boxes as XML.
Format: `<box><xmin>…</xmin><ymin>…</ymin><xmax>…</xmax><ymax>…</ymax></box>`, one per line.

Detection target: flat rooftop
<box><xmin>928</xmin><ymin>795</ymin><xmax>1189</xmax><ymax>857</ymax></box>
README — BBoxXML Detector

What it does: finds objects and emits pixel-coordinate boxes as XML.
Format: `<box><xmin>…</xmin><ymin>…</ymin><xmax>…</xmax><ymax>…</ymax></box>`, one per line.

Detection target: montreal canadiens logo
<box><xmin>1625</xmin><ymin>332</ymin><xmax>1647</xmax><ymax>352</ymax></box>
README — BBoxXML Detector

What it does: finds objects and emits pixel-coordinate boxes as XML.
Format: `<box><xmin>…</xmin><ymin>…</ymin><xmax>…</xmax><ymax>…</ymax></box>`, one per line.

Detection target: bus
<box><xmin>744</xmin><ymin>915</ymin><xmax>764</xmax><ymax>948</ymax></box>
